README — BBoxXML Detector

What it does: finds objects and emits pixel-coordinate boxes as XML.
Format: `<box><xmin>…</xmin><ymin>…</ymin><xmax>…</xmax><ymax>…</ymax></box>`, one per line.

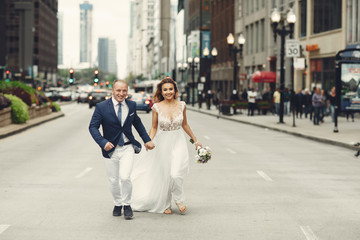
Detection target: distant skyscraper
<box><xmin>80</xmin><ymin>1</ymin><xmax>93</xmax><ymax>65</ymax></box>
<box><xmin>98</xmin><ymin>38</ymin><xmax>117</xmax><ymax>76</ymax></box>
<box><xmin>58</xmin><ymin>12</ymin><xmax>63</xmax><ymax>65</ymax></box>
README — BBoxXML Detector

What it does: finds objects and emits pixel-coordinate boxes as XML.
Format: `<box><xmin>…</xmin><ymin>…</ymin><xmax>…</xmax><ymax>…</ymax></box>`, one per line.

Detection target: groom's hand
<box><xmin>145</xmin><ymin>141</ymin><xmax>155</xmax><ymax>151</ymax></box>
<box><xmin>104</xmin><ymin>142</ymin><xmax>114</xmax><ymax>151</ymax></box>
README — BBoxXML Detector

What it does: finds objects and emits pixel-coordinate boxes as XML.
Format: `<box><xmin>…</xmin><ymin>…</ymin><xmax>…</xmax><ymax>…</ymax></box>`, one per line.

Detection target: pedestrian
<box><xmin>303</xmin><ymin>89</ymin><xmax>312</xmax><ymax>118</ymax></box>
<box><xmin>131</xmin><ymin>77</ymin><xmax>202</xmax><ymax>215</ymax></box>
<box><xmin>283</xmin><ymin>88</ymin><xmax>291</xmax><ymax>115</ymax></box>
<box><xmin>328</xmin><ymin>87</ymin><xmax>336</xmax><ymax>122</ymax></box>
<box><xmin>247</xmin><ymin>87</ymin><xmax>256</xmax><ymax>116</ymax></box>
<box><xmin>295</xmin><ymin>89</ymin><xmax>303</xmax><ymax>118</ymax></box>
<box><xmin>262</xmin><ymin>87</ymin><xmax>272</xmax><ymax>115</ymax></box>
<box><xmin>320</xmin><ymin>89</ymin><xmax>327</xmax><ymax>123</ymax></box>
<box><xmin>312</xmin><ymin>87</ymin><xmax>323</xmax><ymax>125</ymax></box>
<box><xmin>273</xmin><ymin>88</ymin><xmax>281</xmax><ymax>115</ymax></box>
<box><xmin>230</xmin><ymin>90</ymin><xmax>240</xmax><ymax>114</ymax></box>
<box><xmin>89</xmin><ymin>80</ymin><xmax>155</xmax><ymax>220</ymax></box>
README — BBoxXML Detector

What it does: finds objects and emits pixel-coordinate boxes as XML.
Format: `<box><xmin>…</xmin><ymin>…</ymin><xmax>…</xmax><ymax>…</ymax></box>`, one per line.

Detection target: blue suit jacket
<box><xmin>89</xmin><ymin>98</ymin><xmax>151</xmax><ymax>158</ymax></box>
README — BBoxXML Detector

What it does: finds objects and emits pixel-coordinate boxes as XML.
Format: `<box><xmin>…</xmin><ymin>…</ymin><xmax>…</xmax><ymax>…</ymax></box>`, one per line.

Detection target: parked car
<box><xmin>88</xmin><ymin>90</ymin><xmax>111</xmax><ymax>108</ymax></box>
<box><xmin>44</xmin><ymin>90</ymin><xmax>61</xmax><ymax>101</ymax></box>
<box><xmin>77</xmin><ymin>91</ymin><xmax>89</xmax><ymax>103</ymax></box>
<box><xmin>59</xmin><ymin>90</ymin><xmax>74</xmax><ymax>101</ymax></box>
<box><xmin>129</xmin><ymin>92</ymin><xmax>152</xmax><ymax>113</ymax></box>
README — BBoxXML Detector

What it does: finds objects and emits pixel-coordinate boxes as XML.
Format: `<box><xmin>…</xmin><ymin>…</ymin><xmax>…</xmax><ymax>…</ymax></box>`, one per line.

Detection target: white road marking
<box><xmin>0</xmin><ymin>225</ymin><xmax>10</xmax><ymax>235</ymax></box>
<box><xmin>204</xmin><ymin>135</ymin><xmax>210</xmax><ymax>140</ymax></box>
<box><xmin>300</xmin><ymin>226</ymin><xmax>319</xmax><ymax>240</ymax></box>
<box><xmin>75</xmin><ymin>167</ymin><xmax>93</xmax><ymax>178</ymax></box>
<box><xmin>256</xmin><ymin>171</ymin><xmax>273</xmax><ymax>182</ymax></box>
<box><xmin>226</xmin><ymin>148</ymin><xmax>236</xmax><ymax>154</ymax></box>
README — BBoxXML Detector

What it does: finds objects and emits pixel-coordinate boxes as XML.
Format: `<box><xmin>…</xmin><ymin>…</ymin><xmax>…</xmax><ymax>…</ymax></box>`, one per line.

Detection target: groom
<box><xmin>89</xmin><ymin>80</ymin><xmax>155</xmax><ymax>220</ymax></box>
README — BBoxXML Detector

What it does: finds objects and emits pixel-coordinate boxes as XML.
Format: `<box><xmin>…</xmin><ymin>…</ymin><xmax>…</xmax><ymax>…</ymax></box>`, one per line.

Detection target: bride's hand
<box><xmin>195</xmin><ymin>142</ymin><xmax>202</xmax><ymax>150</ymax></box>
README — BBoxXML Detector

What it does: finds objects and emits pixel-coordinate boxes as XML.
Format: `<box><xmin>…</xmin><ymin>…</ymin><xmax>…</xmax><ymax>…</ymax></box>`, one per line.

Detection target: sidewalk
<box><xmin>0</xmin><ymin>111</ymin><xmax>64</xmax><ymax>139</ymax></box>
<box><xmin>187</xmin><ymin>104</ymin><xmax>360</xmax><ymax>151</ymax></box>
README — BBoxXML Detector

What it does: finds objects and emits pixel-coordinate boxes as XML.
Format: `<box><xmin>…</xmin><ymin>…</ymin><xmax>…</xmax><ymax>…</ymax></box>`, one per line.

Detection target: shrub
<box><xmin>4</xmin><ymin>94</ymin><xmax>29</xmax><ymax>124</ymax></box>
<box><xmin>0</xmin><ymin>81</ymin><xmax>38</xmax><ymax>106</ymax></box>
<box><xmin>0</xmin><ymin>94</ymin><xmax>11</xmax><ymax>110</ymax></box>
<box><xmin>51</xmin><ymin>102</ymin><xmax>61</xmax><ymax>112</ymax></box>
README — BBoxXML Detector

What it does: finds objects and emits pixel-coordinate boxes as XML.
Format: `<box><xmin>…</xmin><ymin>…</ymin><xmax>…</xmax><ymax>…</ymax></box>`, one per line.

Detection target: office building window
<box><xmin>261</xmin><ymin>19</ymin><xmax>265</xmax><ymax>51</ymax></box>
<box><xmin>300</xmin><ymin>0</ymin><xmax>307</xmax><ymax>37</ymax></box>
<box><xmin>256</xmin><ymin>22</ymin><xmax>259</xmax><ymax>53</ymax></box>
<box><xmin>262</xmin><ymin>0</ymin><xmax>265</xmax><ymax>8</ymax></box>
<box><xmin>256</xmin><ymin>0</ymin><xmax>259</xmax><ymax>11</ymax></box>
<box><xmin>246</xmin><ymin>26</ymin><xmax>249</xmax><ymax>54</ymax></box>
<box><xmin>313</xmin><ymin>0</ymin><xmax>341</xmax><ymax>34</ymax></box>
<box><xmin>347</xmin><ymin>0</ymin><xmax>360</xmax><ymax>43</ymax></box>
<box><xmin>238</xmin><ymin>0</ymin><xmax>242</xmax><ymax>17</ymax></box>
<box><xmin>246</xmin><ymin>0</ymin><xmax>249</xmax><ymax>15</ymax></box>
<box><xmin>271</xmin><ymin>0</ymin><xmax>276</xmax><ymax>9</ymax></box>
<box><xmin>250</xmin><ymin>24</ymin><xmax>253</xmax><ymax>54</ymax></box>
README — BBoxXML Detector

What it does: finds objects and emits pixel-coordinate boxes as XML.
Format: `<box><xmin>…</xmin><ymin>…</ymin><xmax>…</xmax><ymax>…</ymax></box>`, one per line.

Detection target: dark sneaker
<box><xmin>113</xmin><ymin>206</ymin><xmax>122</xmax><ymax>216</ymax></box>
<box><xmin>123</xmin><ymin>205</ymin><xmax>133</xmax><ymax>220</ymax></box>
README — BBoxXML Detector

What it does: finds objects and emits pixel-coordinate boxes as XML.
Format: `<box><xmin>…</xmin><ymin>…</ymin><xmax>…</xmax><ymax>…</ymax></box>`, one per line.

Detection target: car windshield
<box><xmin>131</xmin><ymin>93</ymin><xmax>147</xmax><ymax>100</ymax></box>
<box><xmin>92</xmin><ymin>92</ymin><xmax>107</xmax><ymax>97</ymax></box>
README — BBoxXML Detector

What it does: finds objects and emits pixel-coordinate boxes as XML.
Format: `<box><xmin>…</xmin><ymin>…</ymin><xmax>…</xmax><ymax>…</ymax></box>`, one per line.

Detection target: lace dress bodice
<box><xmin>152</xmin><ymin>101</ymin><xmax>185</xmax><ymax>131</ymax></box>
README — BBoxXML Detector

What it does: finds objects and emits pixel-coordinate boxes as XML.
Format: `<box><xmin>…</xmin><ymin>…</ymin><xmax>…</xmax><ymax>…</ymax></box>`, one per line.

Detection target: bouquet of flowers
<box><xmin>190</xmin><ymin>139</ymin><xmax>212</xmax><ymax>163</ymax></box>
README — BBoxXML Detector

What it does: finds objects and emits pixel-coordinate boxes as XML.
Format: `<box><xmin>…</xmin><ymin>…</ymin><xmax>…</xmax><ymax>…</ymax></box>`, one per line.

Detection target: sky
<box><xmin>58</xmin><ymin>0</ymin><xmax>130</xmax><ymax>78</ymax></box>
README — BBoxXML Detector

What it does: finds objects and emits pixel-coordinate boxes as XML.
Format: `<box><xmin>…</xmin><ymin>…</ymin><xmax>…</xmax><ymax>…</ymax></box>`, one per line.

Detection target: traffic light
<box><xmin>5</xmin><ymin>70</ymin><xmax>10</xmax><ymax>82</ymax></box>
<box><xmin>105</xmin><ymin>81</ymin><xmax>109</xmax><ymax>87</ymax></box>
<box><xmin>69</xmin><ymin>69</ymin><xmax>74</xmax><ymax>84</ymax></box>
<box><xmin>94</xmin><ymin>70</ymin><xmax>99</xmax><ymax>83</ymax></box>
<box><xmin>57</xmin><ymin>80</ymin><xmax>62</xmax><ymax>87</ymax></box>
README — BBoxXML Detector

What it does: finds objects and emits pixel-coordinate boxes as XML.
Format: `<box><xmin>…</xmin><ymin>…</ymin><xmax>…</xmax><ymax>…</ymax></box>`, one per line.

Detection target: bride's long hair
<box><xmin>154</xmin><ymin>77</ymin><xmax>179</xmax><ymax>102</ymax></box>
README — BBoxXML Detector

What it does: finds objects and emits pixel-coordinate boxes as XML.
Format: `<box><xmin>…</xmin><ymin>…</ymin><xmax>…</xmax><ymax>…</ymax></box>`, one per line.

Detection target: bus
<box><xmin>133</xmin><ymin>80</ymin><xmax>160</xmax><ymax>94</ymax></box>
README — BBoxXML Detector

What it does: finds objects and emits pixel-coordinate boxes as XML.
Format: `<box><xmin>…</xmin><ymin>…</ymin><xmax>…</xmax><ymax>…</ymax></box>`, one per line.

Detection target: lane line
<box><xmin>226</xmin><ymin>148</ymin><xmax>236</xmax><ymax>154</ymax></box>
<box><xmin>0</xmin><ymin>225</ymin><xmax>10</xmax><ymax>235</ymax></box>
<box><xmin>256</xmin><ymin>171</ymin><xmax>273</xmax><ymax>182</ymax></box>
<box><xmin>75</xmin><ymin>167</ymin><xmax>93</xmax><ymax>178</ymax></box>
<box><xmin>300</xmin><ymin>226</ymin><xmax>319</xmax><ymax>240</ymax></box>
<box><xmin>204</xmin><ymin>135</ymin><xmax>210</xmax><ymax>140</ymax></box>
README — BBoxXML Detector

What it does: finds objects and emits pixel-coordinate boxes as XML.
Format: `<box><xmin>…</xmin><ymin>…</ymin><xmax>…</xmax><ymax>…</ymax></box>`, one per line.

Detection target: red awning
<box><xmin>251</xmin><ymin>71</ymin><xmax>276</xmax><ymax>83</ymax></box>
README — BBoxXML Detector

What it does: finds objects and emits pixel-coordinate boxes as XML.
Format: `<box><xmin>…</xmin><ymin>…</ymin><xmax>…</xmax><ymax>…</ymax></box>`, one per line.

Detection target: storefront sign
<box><xmin>294</xmin><ymin>58</ymin><xmax>305</xmax><ymax>70</ymax></box>
<box><xmin>306</xmin><ymin>44</ymin><xmax>319</xmax><ymax>52</ymax></box>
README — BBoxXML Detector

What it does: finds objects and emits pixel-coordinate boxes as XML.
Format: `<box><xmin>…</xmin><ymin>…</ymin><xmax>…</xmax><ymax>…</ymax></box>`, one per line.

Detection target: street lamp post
<box><xmin>270</xmin><ymin>8</ymin><xmax>296</xmax><ymax>124</ymax></box>
<box><xmin>177</xmin><ymin>62</ymin><xmax>188</xmax><ymax>100</ymax></box>
<box><xmin>187</xmin><ymin>57</ymin><xmax>200</xmax><ymax>107</ymax></box>
<box><xmin>203</xmin><ymin>47</ymin><xmax>218</xmax><ymax>109</ymax></box>
<box><xmin>227</xmin><ymin>33</ymin><xmax>245</xmax><ymax>95</ymax></box>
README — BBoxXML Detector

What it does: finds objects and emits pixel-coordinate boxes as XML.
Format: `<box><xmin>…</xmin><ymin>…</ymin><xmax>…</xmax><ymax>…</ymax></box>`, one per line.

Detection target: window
<box><xmin>238</xmin><ymin>0</ymin><xmax>242</xmax><ymax>17</ymax></box>
<box><xmin>245</xmin><ymin>26</ymin><xmax>249</xmax><ymax>54</ymax></box>
<box><xmin>250</xmin><ymin>24</ymin><xmax>253</xmax><ymax>54</ymax></box>
<box><xmin>347</xmin><ymin>0</ymin><xmax>360</xmax><ymax>43</ymax></box>
<box><xmin>246</xmin><ymin>0</ymin><xmax>249</xmax><ymax>15</ymax></box>
<box><xmin>256</xmin><ymin>0</ymin><xmax>259</xmax><ymax>11</ymax></box>
<box><xmin>313</xmin><ymin>0</ymin><xmax>341</xmax><ymax>34</ymax></box>
<box><xmin>261</xmin><ymin>19</ymin><xmax>265</xmax><ymax>51</ymax></box>
<box><xmin>256</xmin><ymin>22</ymin><xmax>259</xmax><ymax>53</ymax></box>
<box><xmin>300</xmin><ymin>0</ymin><xmax>307</xmax><ymax>37</ymax></box>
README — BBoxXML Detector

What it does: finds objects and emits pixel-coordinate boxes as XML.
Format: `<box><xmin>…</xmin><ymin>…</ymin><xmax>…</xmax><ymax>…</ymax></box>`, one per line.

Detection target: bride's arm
<box><xmin>149</xmin><ymin>108</ymin><xmax>158</xmax><ymax>140</ymax></box>
<box><xmin>182</xmin><ymin>105</ymin><xmax>202</xmax><ymax>149</ymax></box>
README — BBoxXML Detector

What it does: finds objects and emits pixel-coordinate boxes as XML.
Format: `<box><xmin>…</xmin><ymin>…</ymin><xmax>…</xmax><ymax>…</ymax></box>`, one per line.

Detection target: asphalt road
<box><xmin>0</xmin><ymin>102</ymin><xmax>359</xmax><ymax>240</ymax></box>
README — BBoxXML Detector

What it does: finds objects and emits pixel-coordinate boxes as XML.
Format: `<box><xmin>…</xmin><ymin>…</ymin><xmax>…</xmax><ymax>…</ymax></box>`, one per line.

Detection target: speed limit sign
<box><xmin>286</xmin><ymin>39</ymin><xmax>300</xmax><ymax>58</ymax></box>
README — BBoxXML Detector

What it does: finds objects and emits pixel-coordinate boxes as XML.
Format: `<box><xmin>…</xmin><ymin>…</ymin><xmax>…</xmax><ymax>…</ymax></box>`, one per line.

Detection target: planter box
<box><xmin>28</xmin><ymin>104</ymin><xmax>51</xmax><ymax>119</ymax></box>
<box><xmin>0</xmin><ymin>107</ymin><xmax>12</xmax><ymax>127</ymax></box>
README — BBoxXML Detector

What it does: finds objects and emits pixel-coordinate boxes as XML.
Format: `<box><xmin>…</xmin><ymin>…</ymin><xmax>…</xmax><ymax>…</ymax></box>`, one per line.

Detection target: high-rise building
<box><xmin>58</xmin><ymin>12</ymin><xmax>63</xmax><ymax>66</ymax></box>
<box><xmin>1</xmin><ymin>0</ymin><xmax>58</xmax><ymax>87</ymax></box>
<box><xmin>80</xmin><ymin>1</ymin><xmax>93</xmax><ymax>65</ymax></box>
<box><xmin>98</xmin><ymin>38</ymin><xmax>117</xmax><ymax>76</ymax></box>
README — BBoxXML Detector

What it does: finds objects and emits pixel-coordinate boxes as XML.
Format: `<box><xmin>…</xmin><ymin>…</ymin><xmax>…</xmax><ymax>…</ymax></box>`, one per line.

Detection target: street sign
<box><xmin>286</xmin><ymin>39</ymin><xmax>300</xmax><ymax>58</ymax></box>
<box><xmin>294</xmin><ymin>58</ymin><xmax>305</xmax><ymax>70</ymax></box>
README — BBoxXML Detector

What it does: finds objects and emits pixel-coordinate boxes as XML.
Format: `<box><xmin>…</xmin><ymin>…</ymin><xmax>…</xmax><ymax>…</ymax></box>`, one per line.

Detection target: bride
<box><xmin>131</xmin><ymin>77</ymin><xmax>202</xmax><ymax>214</ymax></box>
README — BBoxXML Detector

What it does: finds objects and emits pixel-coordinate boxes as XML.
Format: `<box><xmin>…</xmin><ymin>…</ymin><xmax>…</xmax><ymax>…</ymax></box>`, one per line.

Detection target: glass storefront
<box><xmin>310</xmin><ymin>57</ymin><xmax>336</xmax><ymax>91</ymax></box>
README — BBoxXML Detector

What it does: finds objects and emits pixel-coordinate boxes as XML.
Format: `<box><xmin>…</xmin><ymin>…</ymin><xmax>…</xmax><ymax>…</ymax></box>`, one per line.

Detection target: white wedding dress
<box><xmin>131</xmin><ymin>101</ymin><xmax>189</xmax><ymax>213</ymax></box>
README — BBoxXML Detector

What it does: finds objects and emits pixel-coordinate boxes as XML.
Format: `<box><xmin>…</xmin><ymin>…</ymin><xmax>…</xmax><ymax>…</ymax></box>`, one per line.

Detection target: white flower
<box><xmin>195</xmin><ymin>155</ymin><xmax>200</xmax><ymax>160</ymax></box>
<box><xmin>199</xmin><ymin>148</ymin><xmax>207</xmax><ymax>156</ymax></box>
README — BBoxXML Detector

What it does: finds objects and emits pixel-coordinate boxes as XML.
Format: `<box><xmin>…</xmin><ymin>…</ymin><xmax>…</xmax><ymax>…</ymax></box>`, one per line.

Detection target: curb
<box><xmin>188</xmin><ymin>107</ymin><xmax>358</xmax><ymax>151</ymax></box>
<box><xmin>0</xmin><ymin>111</ymin><xmax>65</xmax><ymax>139</ymax></box>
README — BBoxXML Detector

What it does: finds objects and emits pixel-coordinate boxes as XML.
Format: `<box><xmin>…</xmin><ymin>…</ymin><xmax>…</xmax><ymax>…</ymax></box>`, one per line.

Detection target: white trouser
<box><xmin>105</xmin><ymin>145</ymin><xmax>134</xmax><ymax>206</ymax></box>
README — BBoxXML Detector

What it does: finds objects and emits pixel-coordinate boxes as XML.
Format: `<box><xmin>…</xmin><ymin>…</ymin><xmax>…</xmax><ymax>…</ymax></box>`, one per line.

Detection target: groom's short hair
<box><xmin>112</xmin><ymin>80</ymin><xmax>128</xmax><ymax>89</ymax></box>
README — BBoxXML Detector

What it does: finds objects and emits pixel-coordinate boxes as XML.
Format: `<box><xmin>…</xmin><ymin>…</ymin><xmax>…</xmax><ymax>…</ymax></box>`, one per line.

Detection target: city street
<box><xmin>1</xmin><ymin>102</ymin><xmax>360</xmax><ymax>240</ymax></box>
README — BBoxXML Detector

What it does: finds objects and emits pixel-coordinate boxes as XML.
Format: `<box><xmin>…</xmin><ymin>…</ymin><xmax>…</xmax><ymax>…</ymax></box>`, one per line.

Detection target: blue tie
<box><xmin>118</xmin><ymin>103</ymin><xmax>124</xmax><ymax>146</ymax></box>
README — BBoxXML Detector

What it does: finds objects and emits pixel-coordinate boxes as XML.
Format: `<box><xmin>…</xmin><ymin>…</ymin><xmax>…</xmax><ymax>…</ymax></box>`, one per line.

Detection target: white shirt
<box><xmin>112</xmin><ymin>97</ymin><xmax>130</xmax><ymax>143</ymax></box>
